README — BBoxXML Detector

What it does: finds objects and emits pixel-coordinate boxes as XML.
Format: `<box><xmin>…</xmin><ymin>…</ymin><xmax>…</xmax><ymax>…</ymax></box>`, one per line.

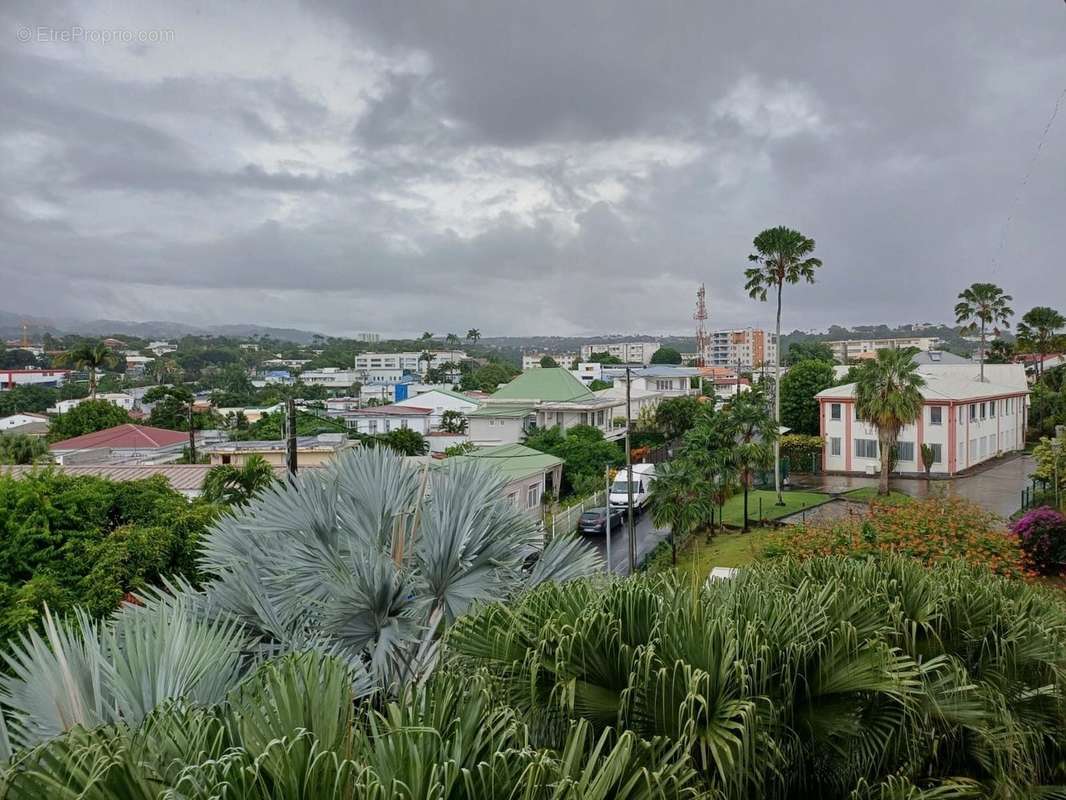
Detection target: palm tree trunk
<box><xmin>742</xmin><ymin>474</ymin><xmax>750</xmax><ymax>533</ymax></box>
<box><xmin>774</xmin><ymin>283</ymin><xmax>783</xmax><ymax>505</ymax></box>
<box><xmin>89</xmin><ymin>368</ymin><xmax>97</xmax><ymax>401</ymax></box>
<box><xmin>879</xmin><ymin>436</ymin><xmax>891</xmax><ymax>495</ymax></box>
<box><xmin>979</xmin><ymin>320</ymin><xmax>986</xmax><ymax>382</ymax></box>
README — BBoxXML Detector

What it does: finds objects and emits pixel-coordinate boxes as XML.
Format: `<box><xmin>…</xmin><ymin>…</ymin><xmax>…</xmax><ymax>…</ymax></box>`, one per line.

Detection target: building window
<box><xmin>830</xmin><ymin>437</ymin><xmax>841</xmax><ymax>456</ymax></box>
<box><xmin>989</xmin><ymin>399</ymin><xmax>996</xmax><ymax>416</ymax></box>
<box><xmin>221</xmin><ymin>455</ymin><xmax>231</xmax><ymax>465</ymax></box>
<box><xmin>980</xmin><ymin>403</ymin><xmax>987</xmax><ymax>420</ymax></box>
<box><xmin>368</xmin><ymin>420</ymin><xmax>377</xmax><ymax>434</ymax></box>
<box><xmin>894</xmin><ymin>441</ymin><xmax>915</xmax><ymax>462</ymax></box>
<box><xmin>970</xmin><ymin>404</ymin><xmax>977</xmax><ymax>421</ymax></box>
<box><xmin>830</xmin><ymin>403</ymin><xmax>841</xmax><ymax>421</ymax></box>
<box><xmin>928</xmin><ymin>443</ymin><xmax>943</xmax><ymax>464</ymax></box>
<box><xmin>855</xmin><ymin>438</ymin><xmax>878</xmax><ymax>459</ymax></box>
<box><xmin>929</xmin><ymin>406</ymin><xmax>942</xmax><ymax>426</ymax></box>
<box><xmin>507</xmin><ymin>492</ymin><xmax>518</xmax><ymax>507</ymax></box>
<box><xmin>527</xmin><ymin>483</ymin><xmax>540</xmax><ymax>509</ymax></box>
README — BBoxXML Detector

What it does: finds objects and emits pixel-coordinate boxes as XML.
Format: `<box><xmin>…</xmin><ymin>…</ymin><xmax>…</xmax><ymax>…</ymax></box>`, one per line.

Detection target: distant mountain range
<box><xmin>0</xmin><ymin>309</ymin><xmax>975</xmax><ymax>353</ymax></box>
<box><xmin>0</xmin><ymin>310</ymin><xmax>326</xmax><ymax>345</ymax></box>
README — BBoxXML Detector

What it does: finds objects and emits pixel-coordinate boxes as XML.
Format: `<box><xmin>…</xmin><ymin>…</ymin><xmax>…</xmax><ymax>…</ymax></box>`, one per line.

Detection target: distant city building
<box><xmin>0</xmin><ymin>368</ymin><xmax>69</xmax><ymax>389</ymax></box>
<box><xmin>522</xmin><ymin>353</ymin><xmax>577</xmax><ymax>370</ymax></box>
<box><xmin>4</xmin><ymin>342</ymin><xmax>44</xmax><ymax>357</ymax></box>
<box><xmin>203</xmin><ymin>433</ymin><xmax>354</xmax><ymax>468</ymax></box>
<box><xmin>579</xmin><ymin>341</ymin><xmax>661</xmax><ymax>365</ymax></box>
<box><xmin>828</xmin><ymin>337</ymin><xmax>943</xmax><ymax>363</ymax></box>
<box><xmin>354</xmin><ymin>332</ymin><xmax>381</xmax><ymax>343</ymax></box>
<box><xmin>147</xmin><ymin>341</ymin><xmax>177</xmax><ymax>356</ymax></box>
<box><xmin>354</xmin><ymin>351</ymin><xmax>466</xmax><ymax>375</ymax></box>
<box><xmin>705</xmin><ymin>328</ymin><xmax>776</xmax><ymax>369</ymax></box>
<box><xmin>48</xmin><ymin>392</ymin><xmax>135</xmax><ymax>415</ymax></box>
<box><xmin>298</xmin><ymin>367</ymin><xmax>362</xmax><ymax>389</ymax></box>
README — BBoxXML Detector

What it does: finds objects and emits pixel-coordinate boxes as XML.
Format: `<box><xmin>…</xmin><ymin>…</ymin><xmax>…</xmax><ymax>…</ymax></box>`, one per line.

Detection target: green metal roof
<box><xmin>451</xmin><ymin>443</ymin><xmax>563</xmax><ymax>482</ymax></box>
<box><xmin>491</xmin><ymin>368</ymin><xmax>595</xmax><ymax>402</ymax></box>
<box><xmin>466</xmin><ymin>403</ymin><xmax>534</xmax><ymax>418</ymax></box>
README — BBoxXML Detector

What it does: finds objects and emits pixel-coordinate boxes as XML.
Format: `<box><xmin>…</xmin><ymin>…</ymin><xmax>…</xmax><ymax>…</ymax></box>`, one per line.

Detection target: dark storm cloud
<box><xmin>0</xmin><ymin>0</ymin><xmax>1064</xmax><ymax>336</ymax></box>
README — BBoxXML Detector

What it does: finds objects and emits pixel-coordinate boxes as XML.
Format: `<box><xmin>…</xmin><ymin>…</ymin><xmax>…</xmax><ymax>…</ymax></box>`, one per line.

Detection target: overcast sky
<box><xmin>1</xmin><ymin>2</ymin><xmax>1064</xmax><ymax>338</ymax></box>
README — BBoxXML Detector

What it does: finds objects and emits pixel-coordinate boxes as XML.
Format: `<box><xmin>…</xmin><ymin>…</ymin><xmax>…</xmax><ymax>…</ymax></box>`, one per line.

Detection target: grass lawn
<box><xmin>718</xmin><ymin>489</ymin><xmax>830</xmax><ymax>527</ymax></box>
<box><xmin>670</xmin><ymin>528</ymin><xmax>774</xmax><ymax>583</ymax></box>
<box><xmin>841</xmin><ymin>487</ymin><xmax>913</xmax><ymax>506</ymax></box>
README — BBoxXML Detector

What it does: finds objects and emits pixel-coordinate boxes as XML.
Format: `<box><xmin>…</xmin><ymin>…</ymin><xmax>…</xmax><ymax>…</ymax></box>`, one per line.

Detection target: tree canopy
<box><xmin>779</xmin><ymin>358</ymin><xmax>836</xmax><ymax>435</ymax></box>
<box><xmin>649</xmin><ymin>346</ymin><xmax>682</xmax><ymax>365</ymax></box>
<box><xmin>48</xmin><ymin>399</ymin><xmax>132</xmax><ymax>443</ymax></box>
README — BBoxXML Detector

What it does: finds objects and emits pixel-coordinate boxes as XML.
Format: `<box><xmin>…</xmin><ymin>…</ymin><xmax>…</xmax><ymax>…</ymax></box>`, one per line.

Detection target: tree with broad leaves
<box><xmin>745</xmin><ymin>226</ymin><xmax>823</xmax><ymax>505</ymax></box>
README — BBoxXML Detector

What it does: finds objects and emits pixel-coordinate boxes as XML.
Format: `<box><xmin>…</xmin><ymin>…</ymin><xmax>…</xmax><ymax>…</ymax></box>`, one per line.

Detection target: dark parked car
<box><xmin>578</xmin><ymin>506</ymin><xmax>623</xmax><ymax>534</ymax></box>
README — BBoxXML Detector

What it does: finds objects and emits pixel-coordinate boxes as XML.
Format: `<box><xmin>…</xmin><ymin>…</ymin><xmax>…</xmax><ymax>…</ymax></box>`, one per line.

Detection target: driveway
<box><xmin>791</xmin><ymin>454</ymin><xmax>1036</xmax><ymax>520</ymax></box>
<box><xmin>575</xmin><ymin>511</ymin><xmax>670</xmax><ymax>576</ymax></box>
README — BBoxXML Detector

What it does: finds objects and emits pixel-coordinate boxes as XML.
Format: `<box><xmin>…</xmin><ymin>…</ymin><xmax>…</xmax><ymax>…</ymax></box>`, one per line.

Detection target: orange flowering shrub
<box><xmin>763</xmin><ymin>495</ymin><xmax>1031</xmax><ymax>580</ymax></box>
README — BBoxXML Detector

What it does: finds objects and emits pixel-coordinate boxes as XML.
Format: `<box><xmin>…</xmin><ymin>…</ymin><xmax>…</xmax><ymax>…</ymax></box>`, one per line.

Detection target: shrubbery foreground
<box><xmin>1</xmin><ymin>555</ymin><xmax>1064</xmax><ymax>798</ymax></box>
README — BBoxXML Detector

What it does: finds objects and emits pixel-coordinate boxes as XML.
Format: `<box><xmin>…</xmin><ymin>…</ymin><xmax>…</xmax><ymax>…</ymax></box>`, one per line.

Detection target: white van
<box><xmin>608</xmin><ymin>463</ymin><xmax>657</xmax><ymax>513</ymax></box>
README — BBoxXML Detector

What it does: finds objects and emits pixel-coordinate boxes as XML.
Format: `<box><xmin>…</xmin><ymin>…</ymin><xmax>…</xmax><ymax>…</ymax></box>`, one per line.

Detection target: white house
<box><xmin>298</xmin><ymin>368</ymin><xmax>362</xmax><ymax>390</ymax></box>
<box><xmin>0</xmin><ymin>412</ymin><xmax>49</xmax><ymax>435</ymax></box>
<box><xmin>48</xmin><ymin>392</ymin><xmax>135</xmax><ymax>415</ymax></box>
<box><xmin>1</xmin><ymin>369</ymin><xmax>69</xmax><ymax>389</ymax></box>
<box><xmin>816</xmin><ymin>364</ymin><xmax>1029</xmax><ymax>476</ymax></box>
<box><xmin>340</xmin><ymin>404</ymin><xmax>433</xmax><ymax>435</ymax></box>
<box><xmin>467</xmin><ymin>368</ymin><xmax>627</xmax><ymax>446</ymax></box>
<box><xmin>608</xmin><ymin>367</ymin><xmax>700</xmax><ymax>398</ymax></box>
<box><xmin>393</xmin><ymin>388</ymin><xmax>479</xmax><ymax>428</ymax></box>
<box><xmin>570</xmin><ymin>362</ymin><xmax>604</xmax><ymax>385</ymax></box>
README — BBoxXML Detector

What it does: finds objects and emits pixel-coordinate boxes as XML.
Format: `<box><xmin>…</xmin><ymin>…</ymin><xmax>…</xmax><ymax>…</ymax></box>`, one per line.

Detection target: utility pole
<box><xmin>285</xmin><ymin>398</ymin><xmax>298</xmax><ymax>476</ymax></box>
<box><xmin>605</xmin><ymin>465</ymin><xmax>613</xmax><ymax>575</ymax></box>
<box><xmin>625</xmin><ymin>366</ymin><xmax>636</xmax><ymax>573</ymax></box>
<box><xmin>187</xmin><ymin>402</ymin><xmax>196</xmax><ymax>463</ymax></box>
<box><xmin>736</xmin><ymin>356</ymin><xmax>742</xmax><ymax>398</ymax></box>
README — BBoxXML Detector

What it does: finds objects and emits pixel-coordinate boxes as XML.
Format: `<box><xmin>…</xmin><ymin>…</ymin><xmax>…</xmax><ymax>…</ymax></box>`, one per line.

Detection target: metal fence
<box><xmin>1020</xmin><ymin>476</ymin><xmax>1053</xmax><ymax>513</ymax></box>
<box><xmin>549</xmin><ymin>490</ymin><xmax>608</xmax><ymax>538</ymax></box>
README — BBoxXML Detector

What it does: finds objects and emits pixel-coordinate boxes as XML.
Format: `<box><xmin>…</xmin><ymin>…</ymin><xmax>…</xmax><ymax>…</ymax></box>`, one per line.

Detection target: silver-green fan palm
<box><xmin>0</xmin><ymin>447</ymin><xmax>601</xmax><ymax>757</ymax></box>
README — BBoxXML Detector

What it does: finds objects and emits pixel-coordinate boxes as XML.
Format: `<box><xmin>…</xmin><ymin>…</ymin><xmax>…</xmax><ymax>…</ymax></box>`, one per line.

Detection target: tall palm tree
<box><xmin>201</xmin><ymin>454</ymin><xmax>277</xmax><ymax>507</ymax></box>
<box><xmin>854</xmin><ymin>348</ymin><xmax>925</xmax><ymax>496</ymax></box>
<box><xmin>54</xmin><ymin>342</ymin><xmax>118</xmax><ymax>400</ymax></box>
<box><xmin>725</xmin><ymin>389</ymin><xmax>777</xmax><ymax>531</ymax></box>
<box><xmin>955</xmin><ymin>282</ymin><xmax>1013</xmax><ymax>382</ymax></box>
<box><xmin>745</xmin><ymin>227</ymin><xmax>823</xmax><ymax>505</ymax></box>
<box><xmin>649</xmin><ymin>459</ymin><xmax>713</xmax><ymax>565</ymax></box>
<box><xmin>445</xmin><ymin>332</ymin><xmax>460</xmax><ymax>346</ymax></box>
<box><xmin>1016</xmin><ymin>305</ymin><xmax>1065</xmax><ymax>378</ymax></box>
<box><xmin>0</xmin><ymin>448</ymin><xmax>601</xmax><ymax>758</ymax></box>
<box><xmin>466</xmin><ymin>328</ymin><xmax>481</xmax><ymax>343</ymax></box>
<box><xmin>420</xmin><ymin>331</ymin><xmax>434</xmax><ymax>341</ymax></box>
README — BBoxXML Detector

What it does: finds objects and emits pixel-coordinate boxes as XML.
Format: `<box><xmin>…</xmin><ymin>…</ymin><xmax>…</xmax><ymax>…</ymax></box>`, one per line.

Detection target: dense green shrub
<box><xmin>0</xmin><ymin>470</ymin><xmax>215</xmax><ymax>640</ymax></box>
<box><xmin>47</xmin><ymin>399</ymin><xmax>131</xmax><ymax>442</ymax></box>
<box><xmin>779</xmin><ymin>433</ymin><xmax>823</xmax><ymax>472</ymax></box>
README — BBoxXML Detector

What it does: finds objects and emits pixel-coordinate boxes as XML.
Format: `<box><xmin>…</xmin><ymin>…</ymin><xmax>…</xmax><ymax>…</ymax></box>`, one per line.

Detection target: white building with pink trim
<box><xmin>815</xmin><ymin>364</ymin><xmax>1029</xmax><ymax>477</ymax></box>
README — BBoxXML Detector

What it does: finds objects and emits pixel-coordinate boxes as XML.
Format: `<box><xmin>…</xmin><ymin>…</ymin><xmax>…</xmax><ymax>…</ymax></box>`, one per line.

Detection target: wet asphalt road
<box><xmin>574</xmin><ymin>510</ymin><xmax>670</xmax><ymax>576</ymax></box>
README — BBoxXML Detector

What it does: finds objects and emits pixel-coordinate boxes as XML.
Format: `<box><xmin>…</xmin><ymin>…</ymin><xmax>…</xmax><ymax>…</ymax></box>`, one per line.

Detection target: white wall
<box><xmin>344</xmin><ymin>414</ymin><xmax>431</xmax><ymax>435</ymax></box>
<box><xmin>394</xmin><ymin>390</ymin><xmax>478</xmax><ymax>428</ymax></box>
<box><xmin>468</xmin><ymin>416</ymin><xmax>525</xmax><ymax>446</ymax></box>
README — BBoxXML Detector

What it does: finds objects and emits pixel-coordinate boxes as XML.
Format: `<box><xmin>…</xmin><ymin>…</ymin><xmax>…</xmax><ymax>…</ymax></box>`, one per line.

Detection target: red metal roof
<box><xmin>346</xmin><ymin>405</ymin><xmax>433</xmax><ymax>416</ymax></box>
<box><xmin>50</xmin><ymin>423</ymin><xmax>189</xmax><ymax>451</ymax></box>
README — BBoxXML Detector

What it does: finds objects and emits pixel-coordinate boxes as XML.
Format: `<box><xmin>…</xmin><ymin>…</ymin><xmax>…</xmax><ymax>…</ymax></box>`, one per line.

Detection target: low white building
<box><xmin>827</xmin><ymin>337</ymin><xmax>943</xmax><ymax>363</ymax></box>
<box><xmin>147</xmin><ymin>341</ymin><xmax>177</xmax><ymax>356</ymax></box>
<box><xmin>49</xmin><ymin>392</ymin><xmax>136</xmax><ymax>415</ymax></box>
<box><xmin>1</xmin><ymin>369</ymin><xmax>69</xmax><ymax>389</ymax></box>
<box><xmin>816</xmin><ymin>364</ymin><xmax>1028</xmax><ymax>476</ymax></box>
<box><xmin>0</xmin><ymin>412</ymin><xmax>49</xmax><ymax>435</ymax></box>
<box><xmin>298</xmin><ymin>368</ymin><xmax>362</xmax><ymax>390</ymax></box>
<box><xmin>340</xmin><ymin>404</ymin><xmax>433</xmax><ymax>435</ymax></box>
<box><xmin>608</xmin><ymin>367</ymin><xmax>700</xmax><ymax>398</ymax></box>
<box><xmin>579</xmin><ymin>341</ymin><xmax>661</xmax><ymax>365</ymax></box>
<box><xmin>393</xmin><ymin>388</ymin><xmax>480</xmax><ymax>429</ymax></box>
<box><xmin>570</xmin><ymin>362</ymin><xmax>604</xmax><ymax>385</ymax></box>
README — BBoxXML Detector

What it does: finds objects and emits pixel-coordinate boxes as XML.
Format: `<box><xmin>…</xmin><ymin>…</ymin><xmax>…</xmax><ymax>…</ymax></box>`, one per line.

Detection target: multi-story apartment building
<box><xmin>522</xmin><ymin>353</ymin><xmax>577</xmax><ymax>370</ymax></box>
<box><xmin>827</xmin><ymin>337</ymin><xmax>942</xmax><ymax>363</ymax></box>
<box><xmin>816</xmin><ymin>364</ymin><xmax>1028</xmax><ymax>476</ymax></box>
<box><xmin>579</xmin><ymin>341</ymin><xmax>661</xmax><ymax>365</ymax></box>
<box><xmin>354</xmin><ymin>350</ymin><xmax>467</xmax><ymax>373</ymax></box>
<box><xmin>705</xmin><ymin>328</ymin><xmax>776</xmax><ymax>369</ymax></box>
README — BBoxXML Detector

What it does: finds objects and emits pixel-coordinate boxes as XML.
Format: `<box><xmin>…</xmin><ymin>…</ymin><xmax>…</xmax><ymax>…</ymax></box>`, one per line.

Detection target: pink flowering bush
<box><xmin>1010</xmin><ymin>506</ymin><xmax>1066</xmax><ymax>576</ymax></box>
